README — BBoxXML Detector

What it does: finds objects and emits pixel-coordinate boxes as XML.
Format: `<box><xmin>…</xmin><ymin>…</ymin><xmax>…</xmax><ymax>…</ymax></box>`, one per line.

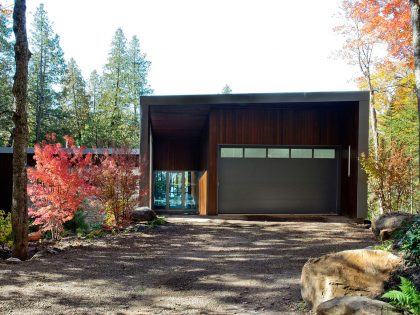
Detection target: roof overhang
<box><xmin>141</xmin><ymin>91</ymin><xmax>369</xmax><ymax>106</ymax></box>
<box><xmin>143</xmin><ymin>91</ymin><xmax>369</xmax><ymax>138</ymax></box>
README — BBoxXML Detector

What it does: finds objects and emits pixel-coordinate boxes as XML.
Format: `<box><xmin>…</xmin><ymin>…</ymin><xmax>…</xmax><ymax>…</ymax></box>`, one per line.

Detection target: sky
<box><xmin>22</xmin><ymin>0</ymin><xmax>358</xmax><ymax>95</ymax></box>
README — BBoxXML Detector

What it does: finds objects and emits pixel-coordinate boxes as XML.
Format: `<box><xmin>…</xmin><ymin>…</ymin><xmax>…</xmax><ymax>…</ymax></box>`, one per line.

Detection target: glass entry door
<box><xmin>153</xmin><ymin>171</ymin><xmax>198</xmax><ymax>211</ymax></box>
<box><xmin>168</xmin><ymin>172</ymin><xmax>183</xmax><ymax>209</ymax></box>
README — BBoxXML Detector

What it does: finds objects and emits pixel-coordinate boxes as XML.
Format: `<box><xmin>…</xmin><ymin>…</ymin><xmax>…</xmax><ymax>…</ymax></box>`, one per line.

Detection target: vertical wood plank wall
<box><xmin>206</xmin><ymin>102</ymin><xmax>359</xmax><ymax>217</ymax></box>
<box><xmin>153</xmin><ymin>136</ymin><xmax>201</xmax><ymax>171</ymax></box>
<box><xmin>198</xmin><ymin>171</ymin><xmax>207</xmax><ymax>215</ymax></box>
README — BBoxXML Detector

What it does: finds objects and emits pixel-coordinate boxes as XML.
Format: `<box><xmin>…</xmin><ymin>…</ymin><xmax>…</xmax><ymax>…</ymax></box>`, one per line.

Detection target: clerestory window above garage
<box><xmin>220</xmin><ymin>146</ymin><xmax>337</xmax><ymax>159</ymax></box>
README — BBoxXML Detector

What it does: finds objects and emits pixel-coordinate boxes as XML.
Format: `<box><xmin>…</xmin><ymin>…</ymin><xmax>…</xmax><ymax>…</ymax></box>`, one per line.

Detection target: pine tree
<box><xmin>99</xmin><ymin>28</ymin><xmax>129</xmax><ymax>146</ymax></box>
<box><xmin>0</xmin><ymin>8</ymin><xmax>14</xmax><ymax>146</ymax></box>
<box><xmin>85</xmin><ymin>70</ymin><xmax>102</xmax><ymax>147</ymax></box>
<box><xmin>126</xmin><ymin>35</ymin><xmax>152</xmax><ymax>146</ymax></box>
<box><xmin>28</xmin><ymin>4</ymin><xmax>66</xmax><ymax>144</ymax></box>
<box><xmin>221</xmin><ymin>84</ymin><xmax>232</xmax><ymax>94</ymax></box>
<box><xmin>61</xmin><ymin>58</ymin><xmax>89</xmax><ymax>144</ymax></box>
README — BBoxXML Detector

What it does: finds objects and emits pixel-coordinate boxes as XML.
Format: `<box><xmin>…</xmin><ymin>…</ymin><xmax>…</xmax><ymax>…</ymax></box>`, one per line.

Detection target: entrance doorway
<box><xmin>153</xmin><ymin>171</ymin><xmax>198</xmax><ymax>211</ymax></box>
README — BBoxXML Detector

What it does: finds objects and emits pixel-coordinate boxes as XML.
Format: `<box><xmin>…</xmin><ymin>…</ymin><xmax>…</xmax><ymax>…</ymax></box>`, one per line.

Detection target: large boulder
<box><xmin>28</xmin><ymin>230</ymin><xmax>42</xmax><ymax>242</ymax></box>
<box><xmin>132</xmin><ymin>207</ymin><xmax>157</xmax><ymax>222</ymax></box>
<box><xmin>372</xmin><ymin>212</ymin><xmax>414</xmax><ymax>241</ymax></box>
<box><xmin>301</xmin><ymin>249</ymin><xmax>402</xmax><ymax>311</ymax></box>
<box><xmin>316</xmin><ymin>296</ymin><xmax>402</xmax><ymax>315</ymax></box>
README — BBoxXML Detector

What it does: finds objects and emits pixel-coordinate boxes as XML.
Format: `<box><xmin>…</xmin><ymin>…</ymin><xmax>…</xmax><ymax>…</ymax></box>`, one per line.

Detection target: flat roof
<box><xmin>0</xmin><ymin>147</ymin><xmax>140</xmax><ymax>154</ymax></box>
<box><xmin>141</xmin><ymin>91</ymin><xmax>370</xmax><ymax>106</ymax></box>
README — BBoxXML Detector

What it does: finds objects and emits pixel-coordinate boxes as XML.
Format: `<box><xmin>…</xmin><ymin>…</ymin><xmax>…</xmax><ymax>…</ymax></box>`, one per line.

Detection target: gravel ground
<box><xmin>0</xmin><ymin>216</ymin><xmax>375</xmax><ymax>315</ymax></box>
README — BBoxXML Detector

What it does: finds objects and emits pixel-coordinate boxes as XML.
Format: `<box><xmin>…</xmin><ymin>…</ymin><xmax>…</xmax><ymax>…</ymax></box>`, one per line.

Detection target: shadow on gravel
<box><xmin>0</xmin><ymin>221</ymin><xmax>375</xmax><ymax>314</ymax></box>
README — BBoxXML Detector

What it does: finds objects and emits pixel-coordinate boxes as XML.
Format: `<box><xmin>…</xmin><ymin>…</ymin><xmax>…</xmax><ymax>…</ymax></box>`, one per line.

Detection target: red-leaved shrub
<box><xmin>28</xmin><ymin>134</ymin><xmax>96</xmax><ymax>240</ymax></box>
<box><xmin>93</xmin><ymin>147</ymin><xmax>140</xmax><ymax>228</ymax></box>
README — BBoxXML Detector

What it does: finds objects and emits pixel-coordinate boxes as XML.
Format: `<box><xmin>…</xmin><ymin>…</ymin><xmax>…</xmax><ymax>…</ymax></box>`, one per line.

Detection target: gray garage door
<box><xmin>218</xmin><ymin>147</ymin><xmax>340</xmax><ymax>214</ymax></box>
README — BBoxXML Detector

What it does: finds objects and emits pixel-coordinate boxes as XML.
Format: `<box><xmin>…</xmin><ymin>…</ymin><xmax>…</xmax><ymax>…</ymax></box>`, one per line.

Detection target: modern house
<box><xmin>139</xmin><ymin>91</ymin><xmax>369</xmax><ymax>219</ymax></box>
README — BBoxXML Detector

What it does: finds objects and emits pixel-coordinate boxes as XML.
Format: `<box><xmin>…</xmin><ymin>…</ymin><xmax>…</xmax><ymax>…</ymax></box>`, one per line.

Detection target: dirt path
<box><xmin>0</xmin><ymin>217</ymin><xmax>375</xmax><ymax>315</ymax></box>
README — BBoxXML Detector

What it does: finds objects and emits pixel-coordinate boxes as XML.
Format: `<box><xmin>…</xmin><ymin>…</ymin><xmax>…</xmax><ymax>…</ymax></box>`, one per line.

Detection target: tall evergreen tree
<box><xmin>28</xmin><ymin>4</ymin><xmax>66</xmax><ymax>144</ymax></box>
<box><xmin>0</xmin><ymin>8</ymin><xmax>14</xmax><ymax>146</ymax></box>
<box><xmin>61</xmin><ymin>58</ymin><xmax>89</xmax><ymax>144</ymax></box>
<box><xmin>126</xmin><ymin>35</ymin><xmax>152</xmax><ymax>146</ymax></box>
<box><xmin>99</xmin><ymin>28</ymin><xmax>129</xmax><ymax>146</ymax></box>
<box><xmin>127</xmin><ymin>35</ymin><xmax>152</xmax><ymax>118</ymax></box>
<box><xmin>85</xmin><ymin>70</ymin><xmax>102</xmax><ymax>147</ymax></box>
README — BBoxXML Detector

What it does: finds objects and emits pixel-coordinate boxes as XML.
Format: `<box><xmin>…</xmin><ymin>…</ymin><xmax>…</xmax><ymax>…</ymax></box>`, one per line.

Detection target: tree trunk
<box><xmin>410</xmin><ymin>0</ymin><xmax>420</xmax><ymax>175</ymax></box>
<box><xmin>11</xmin><ymin>0</ymin><xmax>31</xmax><ymax>260</ymax></box>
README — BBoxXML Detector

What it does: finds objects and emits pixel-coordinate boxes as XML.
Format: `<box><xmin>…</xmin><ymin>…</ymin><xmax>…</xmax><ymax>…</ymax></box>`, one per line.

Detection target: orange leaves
<box><xmin>28</xmin><ymin>135</ymin><xmax>96</xmax><ymax>240</ymax></box>
<box><xmin>361</xmin><ymin>140</ymin><xmax>413</xmax><ymax>213</ymax></box>
<box><xmin>0</xmin><ymin>4</ymin><xmax>12</xmax><ymax>18</ymax></box>
<box><xmin>353</xmin><ymin>0</ymin><xmax>413</xmax><ymax>66</ymax></box>
<box><xmin>93</xmin><ymin>147</ymin><xmax>140</xmax><ymax>228</ymax></box>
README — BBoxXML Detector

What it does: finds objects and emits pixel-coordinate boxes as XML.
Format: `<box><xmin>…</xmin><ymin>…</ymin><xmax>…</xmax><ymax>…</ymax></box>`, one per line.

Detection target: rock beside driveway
<box><xmin>132</xmin><ymin>207</ymin><xmax>157</xmax><ymax>222</ymax></box>
<box><xmin>300</xmin><ymin>249</ymin><xmax>402</xmax><ymax>311</ymax></box>
<box><xmin>316</xmin><ymin>296</ymin><xmax>402</xmax><ymax>315</ymax></box>
<box><xmin>372</xmin><ymin>212</ymin><xmax>414</xmax><ymax>241</ymax></box>
<box><xmin>5</xmin><ymin>257</ymin><xmax>22</xmax><ymax>264</ymax></box>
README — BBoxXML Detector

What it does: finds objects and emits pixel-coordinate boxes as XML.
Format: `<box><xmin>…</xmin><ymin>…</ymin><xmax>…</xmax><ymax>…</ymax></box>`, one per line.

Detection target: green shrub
<box><xmin>398</xmin><ymin>217</ymin><xmax>420</xmax><ymax>266</ymax></box>
<box><xmin>63</xmin><ymin>210</ymin><xmax>90</xmax><ymax>235</ymax></box>
<box><xmin>146</xmin><ymin>216</ymin><xmax>167</xmax><ymax>228</ymax></box>
<box><xmin>382</xmin><ymin>277</ymin><xmax>420</xmax><ymax>314</ymax></box>
<box><xmin>86</xmin><ymin>228</ymin><xmax>105</xmax><ymax>239</ymax></box>
<box><xmin>0</xmin><ymin>210</ymin><xmax>13</xmax><ymax>249</ymax></box>
<box><xmin>373</xmin><ymin>240</ymin><xmax>394</xmax><ymax>251</ymax></box>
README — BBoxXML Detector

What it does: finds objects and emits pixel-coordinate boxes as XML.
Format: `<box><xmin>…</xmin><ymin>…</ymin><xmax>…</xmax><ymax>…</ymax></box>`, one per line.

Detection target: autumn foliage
<box><xmin>28</xmin><ymin>134</ymin><xmax>143</xmax><ymax>239</ymax></box>
<box><xmin>353</xmin><ymin>0</ymin><xmax>413</xmax><ymax>66</ymax></box>
<box><xmin>93</xmin><ymin>148</ymin><xmax>141</xmax><ymax>228</ymax></box>
<box><xmin>28</xmin><ymin>134</ymin><xmax>96</xmax><ymax>240</ymax></box>
<box><xmin>361</xmin><ymin>141</ymin><xmax>414</xmax><ymax>214</ymax></box>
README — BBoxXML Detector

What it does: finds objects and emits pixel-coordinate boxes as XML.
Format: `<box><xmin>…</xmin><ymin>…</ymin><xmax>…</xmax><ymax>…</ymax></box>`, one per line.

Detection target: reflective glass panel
<box><xmin>184</xmin><ymin>171</ymin><xmax>198</xmax><ymax>209</ymax></box>
<box><xmin>221</xmin><ymin>147</ymin><xmax>243</xmax><ymax>158</ymax></box>
<box><xmin>168</xmin><ymin>172</ymin><xmax>183</xmax><ymax>209</ymax></box>
<box><xmin>267</xmin><ymin>148</ymin><xmax>289</xmax><ymax>158</ymax></box>
<box><xmin>291</xmin><ymin>148</ymin><xmax>312</xmax><ymax>158</ymax></box>
<box><xmin>153</xmin><ymin>171</ymin><xmax>167</xmax><ymax>209</ymax></box>
<box><xmin>244</xmin><ymin>148</ymin><xmax>266</xmax><ymax>158</ymax></box>
<box><xmin>314</xmin><ymin>149</ymin><xmax>335</xmax><ymax>159</ymax></box>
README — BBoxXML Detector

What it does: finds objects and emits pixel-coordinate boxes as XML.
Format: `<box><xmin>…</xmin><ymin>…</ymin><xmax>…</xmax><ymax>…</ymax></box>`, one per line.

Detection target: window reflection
<box><xmin>153</xmin><ymin>171</ymin><xmax>198</xmax><ymax>210</ymax></box>
<box><xmin>291</xmin><ymin>148</ymin><xmax>312</xmax><ymax>158</ymax></box>
<box><xmin>168</xmin><ymin>172</ymin><xmax>183</xmax><ymax>209</ymax></box>
<box><xmin>153</xmin><ymin>172</ymin><xmax>166</xmax><ymax>209</ymax></box>
<box><xmin>314</xmin><ymin>149</ymin><xmax>335</xmax><ymax>159</ymax></box>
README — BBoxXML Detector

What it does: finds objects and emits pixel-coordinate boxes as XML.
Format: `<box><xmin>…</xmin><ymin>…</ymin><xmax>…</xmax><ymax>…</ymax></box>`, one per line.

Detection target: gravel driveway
<box><xmin>0</xmin><ymin>216</ymin><xmax>375</xmax><ymax>315</ymax></box>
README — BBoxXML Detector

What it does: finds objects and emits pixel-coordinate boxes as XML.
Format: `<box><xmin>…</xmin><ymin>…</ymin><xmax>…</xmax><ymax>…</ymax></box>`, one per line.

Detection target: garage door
<box><xmin>218</xmin><ymin>146</ymin><xmax>340</xmax><ymax>214</ymax></box>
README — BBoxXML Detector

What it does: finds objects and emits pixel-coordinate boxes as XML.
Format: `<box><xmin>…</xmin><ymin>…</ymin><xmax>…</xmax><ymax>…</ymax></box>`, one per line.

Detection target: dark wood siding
<box><xmin>0</xmin><ymin>153</ymin><xmax>35</xmax><ymax>214</ymax></box>
<box><xmin>153</xmin><ymin>136</ymin><xmax>201</xmax><ymax>171</ymax></box>
<box><xmin>207</xmin><ymin>102</ymin><xmax>359</xmax><ymax>217</ymax></box>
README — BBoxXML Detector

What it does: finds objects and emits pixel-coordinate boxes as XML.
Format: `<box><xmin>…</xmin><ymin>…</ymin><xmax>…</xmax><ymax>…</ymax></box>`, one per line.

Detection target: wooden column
<box><xmin>139</xmin><ymin>103</ymin><xmax>150</xmax><ymax>207</ymax></box>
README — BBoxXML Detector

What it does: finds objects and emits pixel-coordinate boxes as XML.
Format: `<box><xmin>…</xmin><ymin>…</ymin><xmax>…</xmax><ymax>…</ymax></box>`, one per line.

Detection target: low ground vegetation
<box><xmin>0</xmin><ymin>209</ymin><xmax>12</xmax><ymax>250</ymax></box>
<box><xmin>382</xmin><ymin>276</ymin><xmax>420</xmax><ymax>315</ymax></box>
<box><xmin>374</xmin><ymin>215</ymin><xmax>420</xmax><ymax>314</ymax></box>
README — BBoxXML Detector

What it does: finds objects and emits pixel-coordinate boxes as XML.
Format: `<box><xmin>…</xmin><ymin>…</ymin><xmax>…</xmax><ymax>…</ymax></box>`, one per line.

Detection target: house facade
<box><xmin>140</xmin><ymin>92</ymin><xmax>369</xmax><ymax>218</ymax></box>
